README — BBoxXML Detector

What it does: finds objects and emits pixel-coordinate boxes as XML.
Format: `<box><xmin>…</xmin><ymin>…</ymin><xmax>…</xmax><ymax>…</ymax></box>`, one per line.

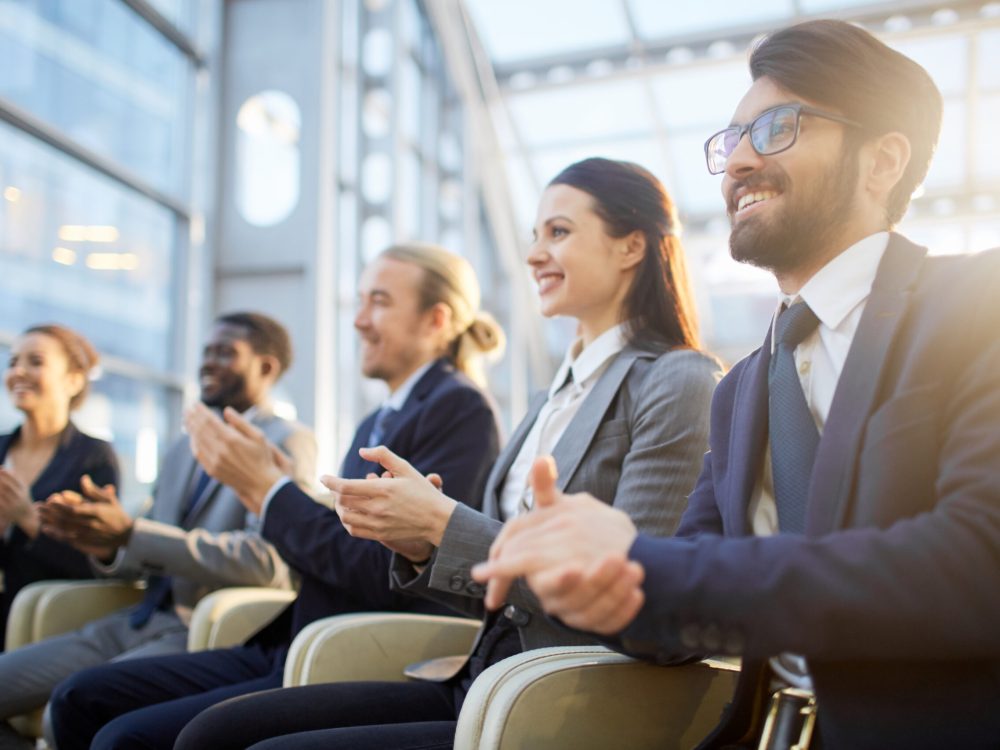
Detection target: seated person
<box><xmin>0</xmin><ymin>312</ymin><xmax>315</xmax><ymax>748</ymax></box>
<box><xmin>48</xmin><ymin>244</ymin><xmax>504</xmax><ymax>750</ymax></box>
<box><xmin>0</xmin><ymin>324</ymin><xmax>118</xmax><ymax>648</ymax></box>
<box><xmin>473</xmin><ymin>21</ymin><xmax>1000</xmax><ymax>750</ymax></box>
<box><xmin>167</xmin><ymin>157</ymin><xmax>723</xmax><ymax>750</ymax></box>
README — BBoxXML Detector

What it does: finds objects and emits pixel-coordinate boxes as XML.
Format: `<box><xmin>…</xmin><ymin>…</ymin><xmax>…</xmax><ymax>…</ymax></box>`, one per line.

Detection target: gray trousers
<box><xmin>0</xmin><ymin>607</ymin><xmax>188</xmax><ymax>722</ymax></box>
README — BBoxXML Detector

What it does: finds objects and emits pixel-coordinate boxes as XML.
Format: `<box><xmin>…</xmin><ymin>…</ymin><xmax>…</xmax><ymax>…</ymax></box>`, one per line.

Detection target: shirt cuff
<box><xmin>259</xmin><ymin>476</ymin><xmax>292</xmax><ymax>526</ymax></box>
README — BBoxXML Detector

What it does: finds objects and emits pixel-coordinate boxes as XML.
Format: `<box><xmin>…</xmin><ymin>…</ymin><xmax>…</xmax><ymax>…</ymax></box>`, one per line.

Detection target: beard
<box><xmin>200</xmin><ymin>371</ymin><xmax>250</xmax><ymax>411</ymax></box>
<box><xmin>728</xmin><ymin>149</ymin><xmax>859</xmax><ymax>275</ymax></box>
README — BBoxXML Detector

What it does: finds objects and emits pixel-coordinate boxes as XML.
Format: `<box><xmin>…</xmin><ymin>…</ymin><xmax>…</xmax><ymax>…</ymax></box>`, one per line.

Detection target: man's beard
<box><xmin>201</xmin><ymin>372</ymin><xmax>250</xmax><ymax>411</ymax></box>
<box><xmin>728</xmin><ymin>151</ymin><xmax>859</xmax><ymax>275</ymax></box>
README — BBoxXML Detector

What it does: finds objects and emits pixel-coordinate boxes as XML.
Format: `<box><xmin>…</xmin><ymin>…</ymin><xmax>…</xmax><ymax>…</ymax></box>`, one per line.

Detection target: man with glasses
<box><xmin>474</xmin><ymin>19</ymin><xmax>1000</xmax><ymax>750</ymax></box>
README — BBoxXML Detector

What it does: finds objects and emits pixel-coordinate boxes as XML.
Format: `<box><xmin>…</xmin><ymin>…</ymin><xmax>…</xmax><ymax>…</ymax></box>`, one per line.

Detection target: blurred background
<box><xmin>1</xmin><ymin>0</ymin><xmax>998</xmax><ymax>508</ymax></box>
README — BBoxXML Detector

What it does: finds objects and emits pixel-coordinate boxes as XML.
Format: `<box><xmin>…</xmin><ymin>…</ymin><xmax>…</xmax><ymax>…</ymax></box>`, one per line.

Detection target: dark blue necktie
<box><xmin>768</xmin><ymin>301</ymin><xmax>821</xmax><ymax>534</ymax></box>
<box><xmin>129</xmin><ymin>469</ymin><xmax>211</xmax><ymax>629</ymax></box>
<box><xmin>366</xmin><ymin>406</ymin><xmax>397</xmax><ymax>448</ymax></box>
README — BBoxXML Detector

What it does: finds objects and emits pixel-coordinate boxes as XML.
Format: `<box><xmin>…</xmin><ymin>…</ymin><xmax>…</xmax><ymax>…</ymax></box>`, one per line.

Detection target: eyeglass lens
<box><xmin>709</xmin><ymin>106</ymin><xmax>799</xmax><ymax>173</ymax></box>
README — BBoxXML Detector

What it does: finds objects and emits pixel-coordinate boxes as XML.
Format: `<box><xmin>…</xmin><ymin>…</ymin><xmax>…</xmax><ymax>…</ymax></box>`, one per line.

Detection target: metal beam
<box><xmin>0</xmin><ymin>97</ymin><xmax>190</xmax><ymax>219</ymax></box>
<box><xmin>119</xmin><ymin>0</ymin><xmax>207</xmax><ymax>68</ymax></box>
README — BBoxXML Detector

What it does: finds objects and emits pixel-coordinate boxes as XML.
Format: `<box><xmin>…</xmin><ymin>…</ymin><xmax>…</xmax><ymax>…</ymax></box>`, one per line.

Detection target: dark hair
<box><xmin>24</xmin><ymin>324</ymin><xmax>99</xmax><ymax>410</ymax></box>
<box><xmin>749</xmin><ymin>19</ymin><xmax>943</xmax><ymax>225</ymax></box>
<box><xmin>215</xmin><ymin>312</ymin><xmax>293</xmax><ymax>375</ymax></box>
<box><xmin>548</xmin><ymin>157</ymin><xmax>700</xmax><ymax>352</ymax></box>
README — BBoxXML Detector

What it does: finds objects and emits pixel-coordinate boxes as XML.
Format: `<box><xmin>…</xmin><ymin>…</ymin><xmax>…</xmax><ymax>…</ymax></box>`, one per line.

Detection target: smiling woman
<box><xmin>0</xmin><ymin>324</ymin><xmax>119</xmax><ymax>646</ymax></box>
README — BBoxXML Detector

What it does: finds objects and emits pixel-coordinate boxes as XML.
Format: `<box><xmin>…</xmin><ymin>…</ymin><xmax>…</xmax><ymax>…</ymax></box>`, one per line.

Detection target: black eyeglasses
<box><xmin>704</xmin><ymin>103</ymin><xmax>862</xmax><ymax>175</ymax></box>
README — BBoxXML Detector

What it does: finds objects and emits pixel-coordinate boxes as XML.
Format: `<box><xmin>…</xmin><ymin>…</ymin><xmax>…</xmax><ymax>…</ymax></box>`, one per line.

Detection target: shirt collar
<box><xmin>549</xmin><ymin>323</ymin><xmax>628</xmax><ymax>398</ymax></box>
<box><xmin>385</xmin><ymin>360</ymin><xmax>436</xmax><ymax>411</ymax></box>
<box><xmin>778</xmin><ymin>232</ymin><xmax>890</xmax><ymax>332</ymax></box>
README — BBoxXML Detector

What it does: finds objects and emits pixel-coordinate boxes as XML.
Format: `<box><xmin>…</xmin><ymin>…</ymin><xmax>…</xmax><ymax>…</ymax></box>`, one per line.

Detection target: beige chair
<box><xmin>286</xmin><ymin>612</ymin><xmax>740</xmax><ymax>749</ymax></box>
<box><xmin>5</xmin><ymin>579</ymin><xmax>145</xmax><ymax>739</ymax></box>
<box><xmin>284</xmin><ymin>612</ymin><xmax>480</xmax><ymax>686</ymax></box>
<box><xmin>186</xmin><ymin>586</ymin><xmax>296</xmax><ymax>652</ymax></box>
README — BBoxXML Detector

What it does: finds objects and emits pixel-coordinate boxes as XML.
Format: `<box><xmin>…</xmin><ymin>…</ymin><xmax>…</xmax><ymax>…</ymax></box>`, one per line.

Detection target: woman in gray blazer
<box><xmin>175</xmin><ymin>157</ymin><xmax>723</xmax><ymax>750</ymax></box>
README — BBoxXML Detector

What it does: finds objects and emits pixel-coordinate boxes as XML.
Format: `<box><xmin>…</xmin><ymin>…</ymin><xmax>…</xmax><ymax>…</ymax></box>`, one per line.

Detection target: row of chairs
<box><xmin>7</xmin><ymin>581</ymin><xmax>740</xmax><ymax>749</ymax></box>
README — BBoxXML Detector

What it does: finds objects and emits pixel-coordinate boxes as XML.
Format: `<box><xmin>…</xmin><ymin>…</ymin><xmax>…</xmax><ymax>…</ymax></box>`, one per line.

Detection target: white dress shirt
<box><xmin>748</xmin><ymin>231</ymin><xmax>889</xmax><ymax>688</ymax></box>
<box><xmin>498</xmin><ymin>324</ymin><xmax>628</xmax><ymax>521</ymax></box>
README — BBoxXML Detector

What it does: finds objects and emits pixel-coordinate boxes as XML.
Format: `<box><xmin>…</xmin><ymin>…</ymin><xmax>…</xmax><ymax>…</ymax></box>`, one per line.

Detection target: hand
<box><xmin>0</xmin><ymin>467</ymin><xmax>39</xmax><ymax>537</ymax></box>
<box><xmin>322</xmin><ymin>446</ymin><xmax>457</xmax><ymax>548</ymax></box>
<box><xmin>471</xmin><ymin>456</ymin><xmax>644</xmax><ymax>635</ymax></box>
<box><xmin>184</xmin><ymin>403</ymin><xmax>287</xmax><ymax>513</ymax></box>
<box><xmin>38</xmin><ymin>475</ymin><xmax>133</xmax><ymax>559</ymax></box>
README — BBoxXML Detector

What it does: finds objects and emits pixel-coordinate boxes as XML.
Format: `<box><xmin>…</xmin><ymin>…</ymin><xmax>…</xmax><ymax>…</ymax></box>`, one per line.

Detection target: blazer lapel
<box><xmin>482</xmin><ymin>390</ymin><xmax>547</xmax><ymax>518</ymax></box>
<box><xmin>806</xmin><ymin>234</ymin><xmax>927</xmax><ymax>534</ymax></box>
<box><xmin>550</xmin><ymin>349</ymin><xmax>643</xmax><ymax>492</ymax></box>
<box><xmin>724</xmin><ymin>340</ymin><xmax>771</xmax><ymax>536</ymax></box>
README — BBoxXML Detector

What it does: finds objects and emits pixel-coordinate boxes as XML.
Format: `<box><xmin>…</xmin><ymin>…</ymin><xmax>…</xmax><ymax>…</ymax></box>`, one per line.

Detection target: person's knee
<box><xmin>49</xmin><ymin>668</ymin><xmax>97</xmax><ymax>723</ymax></box>
<box><xmin>90</xmin><ymin>716</ymin><xmax>158</xmax><ymax>750</ymax></box>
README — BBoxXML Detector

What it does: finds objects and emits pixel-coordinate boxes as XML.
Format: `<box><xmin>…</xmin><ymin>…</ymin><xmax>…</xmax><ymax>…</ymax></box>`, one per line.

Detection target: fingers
<box><xmin>427</xmin><ymin>473</ymin><xmax>443</xmax><ymax>491</ymax></box>
<box><xmin>357</xmin><ymin>446</ymin><xmax>421</xmax><ymax>479</ymax></box>
<box><xmin>538</xmin><ymin>555</ymin><xmax>645</xmax><ymax>634</ymax></box>
<box><xmin>80</xmin><ymin>475</ymin><xmax>117</xmax><ymax>504</ymax></box>
<box><xmin>528</xmin><ymin>456</ymin><xmax>559</xmax><ymax>508</ymax></box>
<box><xmin>222</xmin><ymin>407</ymin><xmax>265</xmax><ymax>441</ymax></box>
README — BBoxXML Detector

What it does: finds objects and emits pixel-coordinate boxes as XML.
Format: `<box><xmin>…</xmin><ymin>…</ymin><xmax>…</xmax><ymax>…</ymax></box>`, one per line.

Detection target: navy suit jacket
<box><xmin>614</xmin><ymin>236</ymin><xmax>1000</xmax><ymax>749</ymax></box>
<box><xmin>251</xmin><ymin>358</ymin><xmax>500</xmax><ymax>648</ymax></box>
<box><xmin>0</xmin><ymin>423</ymin><xmax>119</xmax><ymax>646</ymax></box>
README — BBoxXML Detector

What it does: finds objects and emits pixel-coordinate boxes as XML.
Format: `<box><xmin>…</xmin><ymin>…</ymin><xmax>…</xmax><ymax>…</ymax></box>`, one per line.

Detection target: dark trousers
<box><xmin>175</xmin><ymin>681</ymin><xmax>459</xmax><ymax>750</ymax></box>
<box><xmin>49</xmin><ymin>644</ymin><xmax>281</xmax><ymax>750</ymax></box>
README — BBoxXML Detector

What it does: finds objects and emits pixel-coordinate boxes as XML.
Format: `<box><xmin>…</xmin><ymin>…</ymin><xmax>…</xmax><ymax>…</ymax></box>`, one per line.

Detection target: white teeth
<box><xmin>737</xmin><ymin>190</ymin><xmax>778</xmax><ymax>212</ymax></box>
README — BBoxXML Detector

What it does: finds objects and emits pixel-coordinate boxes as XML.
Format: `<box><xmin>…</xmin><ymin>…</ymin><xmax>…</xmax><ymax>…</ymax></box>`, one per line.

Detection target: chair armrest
<box><xmin>455</xmin><ymin>646</ymin><xmax>741</xmax><ymax>750</ymax></box>
<box><xmin>6</xmin><ymin>580</ymin><xmax>145</xmax><ymax>649</ymax></box>
<box><xmin>285</xmin><ymin>612</ymin><xmax>481</xmax><ymax>687</ymax></box>
<box><xmin>187</xmin><ymin>587</ymin><xmax>297</xmax><ymax>651</ymax></box>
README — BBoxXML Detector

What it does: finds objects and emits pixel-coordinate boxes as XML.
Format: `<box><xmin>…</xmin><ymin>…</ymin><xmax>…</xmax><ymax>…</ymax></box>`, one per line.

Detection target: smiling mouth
<box><xmin>535</xmin><ymin>272</ymin><xmax>564</xmax><ymax>294</ymax></box>
<box><xmin>736</xmin><ymin>190</ymin><xmax>780</xmax><ymax>214</ymax></box>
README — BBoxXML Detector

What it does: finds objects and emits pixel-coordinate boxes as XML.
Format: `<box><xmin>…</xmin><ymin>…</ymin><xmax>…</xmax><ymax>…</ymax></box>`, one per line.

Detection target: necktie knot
<box><xmin>775</xmin><ymin>301</ymin><xmax>820</xmax><ymax>349</ymax></box>
<box><xmin>367</xmin><ymin>405</ymin><xmax>397</xmax><ymax>448</ymax></box>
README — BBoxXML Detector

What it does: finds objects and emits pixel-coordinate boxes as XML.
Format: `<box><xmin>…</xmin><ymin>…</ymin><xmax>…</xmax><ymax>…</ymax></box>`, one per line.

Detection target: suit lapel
<box><xmin>806</xmin><ymin>234</ymin><xmax>927</xmax><ymax>534</ymax></box>
<box><xmin>482</xmin><ymin>390</ymin><xmax>547</xmax><ymax>518</ymax></box>
<box><xmin>550</xmin><ymin>349</ymin><xmax>642</xmax><ymax>492</ymax></box>
<box><xmin>725</xmin><ymin>339</ymin><xmax>771</xmax><ymax>536</ymax></box>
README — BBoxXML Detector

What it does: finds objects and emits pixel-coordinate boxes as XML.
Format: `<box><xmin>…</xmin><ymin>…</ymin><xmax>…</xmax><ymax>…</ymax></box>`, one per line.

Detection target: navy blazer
<box><xmin>613</xmin><ymin>236</ymin><xmax>1000</xmax><ymax>749</ymax></box>
<box><xmin>252</xmin><ymin>358</ymin><xmax>501</xmax><ymax>647</ymax></box>
<box><xmin>0</xmin><ymin>422</ymin><xmax>119</xmax><ymax>647</ymax></box>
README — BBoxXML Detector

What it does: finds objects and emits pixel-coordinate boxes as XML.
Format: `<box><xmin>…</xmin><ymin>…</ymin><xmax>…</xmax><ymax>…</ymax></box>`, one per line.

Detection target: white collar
<box><xmin>549</xmin><ymin>323</ymin><xmax>628</xmax><ymax>398</ymax></box>
<box><xmin>779</xmin><ymin>232</ymin><xmax>889</xmax><ymax>331</ymax></box>
<box><xmin>384</xmin><ymin>360</ymin><xmax>436</xmax><ymax>411</ymax></box>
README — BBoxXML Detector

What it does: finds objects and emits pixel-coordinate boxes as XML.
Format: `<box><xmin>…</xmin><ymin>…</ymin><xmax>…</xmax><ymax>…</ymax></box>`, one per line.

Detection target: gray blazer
<box><xmin>391</xmin><ymin>346</ymin><xmax>721</xmax><ymax>653</ymax></box>
<box><xmin>98</xmin><ymin>408</ymin><xmax>316</xmax><ymax>618</ymax></box>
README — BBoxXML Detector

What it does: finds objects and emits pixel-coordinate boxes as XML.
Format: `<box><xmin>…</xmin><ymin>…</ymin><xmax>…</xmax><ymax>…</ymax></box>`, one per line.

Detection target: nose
<box><xmin>724</xmin><ymin>129</ymin><xmax>764</xmax><ymax>180</ymax></box>
<box><xmin>353</xmin><ymin>304</ymin><xmax>370</xmax><ymax>331</ymax></box>
<box><xmin>526</xmin><ymin>238</ymin><xmax>547</xmax><ymax>268</ymax></box>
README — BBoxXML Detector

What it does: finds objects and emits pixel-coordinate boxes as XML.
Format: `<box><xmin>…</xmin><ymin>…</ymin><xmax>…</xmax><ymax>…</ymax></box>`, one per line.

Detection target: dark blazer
<box><xmin>252</xmin><ymin>358</ymin><xmax>501</xmax><ymax>647</ymax></box>
<box><xmin>613</xmin><ymin>236</ymin><xmax>1000</xmax><ymax>750</ymax></box>
<box><xmin>0</xmin><ymin>422</ymin><xmax>119</xmax><ymax>646</ymax></box>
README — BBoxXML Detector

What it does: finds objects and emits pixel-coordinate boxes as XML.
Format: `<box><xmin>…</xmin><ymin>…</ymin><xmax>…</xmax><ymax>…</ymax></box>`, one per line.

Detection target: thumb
<box><xmin>223</xmin><ymin>406</ymin><xmax>264</xmax><ymax>441</ymax></box>
<box><xmin>357</xmin><ymin>445</ymin><xmax>420</xmax><ymax>479</ymax></box>
<box><xmin>529</xmin><ymin>456</ymin><xmax>559</xmax><ymax>508</ymax></box>
<box><xmin>81</xmin><ymin>475</ymin><xmax>116</xmax><ymax>504</ymax></box>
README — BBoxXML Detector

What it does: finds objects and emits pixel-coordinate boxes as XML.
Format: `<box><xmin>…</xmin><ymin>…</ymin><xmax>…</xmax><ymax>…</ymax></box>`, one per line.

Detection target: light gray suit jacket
<box><xmin>98</xmin><ymin>408</ymin><xmax>316</xmax><ymax>619</ymax></box>
<box><xmin>391</xmin><ymin>346</ymin><xmax>721</xmax><ymax>654</ymax></box>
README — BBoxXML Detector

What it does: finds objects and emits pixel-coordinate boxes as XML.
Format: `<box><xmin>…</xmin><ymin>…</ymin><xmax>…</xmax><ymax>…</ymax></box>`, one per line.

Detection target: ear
<box><xmin>258</xmin><ymin>354</ymin><xmax>281</xmax><ymax>381</ymax></box>
<box><xmin>426</xmin><ymin>302</ymin><xmax>452</xmax><ymax>333</ymax></box>
<box><xmin>65</xmin><ymin>370</ymin><xmax>86</xmax><ymax>401</ymax></box>
<box><xmin>618</xmin><ymin>230</ymin><xmax>646</xmax><ymax>272</ymax></box>
<box><xmin>864</xmin><ymin>131</ymin><xmax>911</xmax><ymax>207</ymax></box>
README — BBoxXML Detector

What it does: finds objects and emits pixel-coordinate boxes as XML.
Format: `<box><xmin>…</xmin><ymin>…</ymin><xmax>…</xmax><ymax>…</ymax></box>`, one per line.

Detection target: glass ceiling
<box><xmin>464</xmin><ymin>0</ymin><xmax>1000</xmax><ymax>363</ymax></box>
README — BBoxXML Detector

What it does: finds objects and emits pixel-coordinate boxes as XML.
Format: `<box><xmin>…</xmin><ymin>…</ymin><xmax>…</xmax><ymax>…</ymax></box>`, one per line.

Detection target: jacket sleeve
<box><xmin>107</xmin><ymin>424</ymin><xmax>316</xmax><ymax>590</ymax></box>
<box><xmin>261</xmin><ymin>386</ymin><xmax>499</xmax><ymax>608</ymax></box>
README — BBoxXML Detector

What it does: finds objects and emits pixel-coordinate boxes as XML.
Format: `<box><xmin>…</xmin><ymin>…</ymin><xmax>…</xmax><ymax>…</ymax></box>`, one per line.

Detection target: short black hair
<box><xmin>215</xmin><ymin>312</ymin><xmax>293</xmax><ymax>375</ymax></box>
<box><xmin>749</xmin><ymin>19</ymin><xmax>943</xmax><ymax>224</ymax></box>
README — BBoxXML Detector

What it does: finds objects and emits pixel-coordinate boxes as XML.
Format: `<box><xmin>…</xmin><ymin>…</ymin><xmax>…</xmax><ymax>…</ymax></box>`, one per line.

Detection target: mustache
<box><xmin>727</xmin><ymin>169</ymin><xmax>791</xmax><ymax>214</ymax></box>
